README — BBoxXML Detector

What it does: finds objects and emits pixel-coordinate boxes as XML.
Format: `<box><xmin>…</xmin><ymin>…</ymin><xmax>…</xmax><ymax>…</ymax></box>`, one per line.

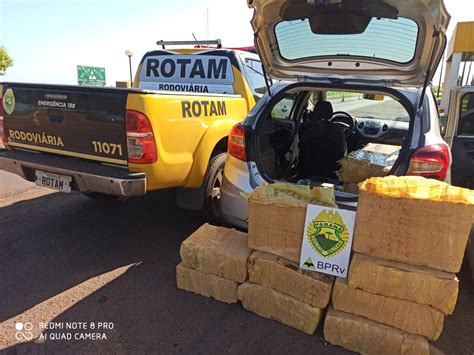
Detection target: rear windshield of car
<box><xmin>275</xmin><ymin>17</ymin><xmax>419</xmax><ymax>64</ymax></box>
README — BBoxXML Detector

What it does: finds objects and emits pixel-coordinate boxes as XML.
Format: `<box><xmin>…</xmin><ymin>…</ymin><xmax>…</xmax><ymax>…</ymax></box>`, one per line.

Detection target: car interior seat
<box><xmin>297</xmin><ymin>100</ymin><xmax>347</xmax><ymax>179</ymax></box>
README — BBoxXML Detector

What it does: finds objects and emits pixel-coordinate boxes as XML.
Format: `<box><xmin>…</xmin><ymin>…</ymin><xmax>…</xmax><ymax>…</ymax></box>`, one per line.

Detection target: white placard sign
<box><xmin>138</xmin><ymin>55</ymin><xmax>235</xmax><ymax>94</ymax></box>
<box><xmin>299</xmin><ymin>205</ymin><xmax>356</xmax><ymax>278</ymax></box>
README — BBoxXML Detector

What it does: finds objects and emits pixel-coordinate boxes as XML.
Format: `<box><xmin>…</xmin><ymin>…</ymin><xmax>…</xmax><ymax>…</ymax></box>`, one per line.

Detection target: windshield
<box><xmin>275</xmin><ymin>17</ymin><xmax>419</xmax><ymax>64</ymax></box>
<box><xmin>324</xmin><ymin>91</ymin><xmax>409</xmax><ymax>122</ymax></box>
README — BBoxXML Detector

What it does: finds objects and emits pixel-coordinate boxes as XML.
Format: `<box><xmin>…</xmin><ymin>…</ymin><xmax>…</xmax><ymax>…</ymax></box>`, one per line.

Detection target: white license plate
<box><xmin>35</xmin><ymin>170</ymin><xmax>72</xmax><ymax>193</ymax></box>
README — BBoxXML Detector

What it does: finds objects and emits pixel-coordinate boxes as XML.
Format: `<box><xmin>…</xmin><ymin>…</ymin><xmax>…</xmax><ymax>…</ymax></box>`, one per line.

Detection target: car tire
<box><xmin>203</xmin><ymin>152</ymin><xmax>226</xmax><ymax>225</ymax></box>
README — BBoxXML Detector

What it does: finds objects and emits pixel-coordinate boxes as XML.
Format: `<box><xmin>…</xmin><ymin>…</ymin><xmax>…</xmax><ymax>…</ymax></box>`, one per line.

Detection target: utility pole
<box><xmin>465</xmin><ymin>62</ymin><xmax>472</xmax><ymax>86</ymax></box>
<box><xmin>206</xmin><ymin>8</ymin><xmax>210</xmax><ymax>38</ymax></box>
<box><xmin>125</xmin><ymin>50</ymin><xmax>134</xmax><ymax>87</ymax></box>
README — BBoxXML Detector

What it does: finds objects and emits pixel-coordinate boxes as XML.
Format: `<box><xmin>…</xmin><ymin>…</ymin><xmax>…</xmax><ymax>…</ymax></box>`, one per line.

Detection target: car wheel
<box><xmin>204</xmin><ymin>152</ymin><xmax>226</xmax><ymax>225</ymax></box>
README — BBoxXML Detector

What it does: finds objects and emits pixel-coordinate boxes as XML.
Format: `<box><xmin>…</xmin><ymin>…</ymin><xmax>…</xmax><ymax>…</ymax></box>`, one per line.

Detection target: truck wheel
<box><xmin>204</xmin><ymin>153</ymin><xmax>226</xmax><ymax>225</ymax></box>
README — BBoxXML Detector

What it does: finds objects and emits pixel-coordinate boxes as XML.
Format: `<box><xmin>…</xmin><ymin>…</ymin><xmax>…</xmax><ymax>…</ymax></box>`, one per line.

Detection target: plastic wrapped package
<box><xmin>332</xmin><ymin>278</ymin><xmax>444</xmax><ymax>341</ymax></box>
<box><xmin>247</xmin><ymin>183</ymin><xmax>336</xmax><ymax>263</ymax></box>
<box><xmin>248</xmin><ymin>251</ymin><xmax>334</xmax><ymax>308</ymax></box>
<box><xmin>324</xmin><ymin>308</ymin><xmax>430</xmax><ymax>355</ymax></box>
<box><xmin>238</xmin><ymin>282</ymin><xmax>323</xmax><ymax>334</ymax></box>
<box><xmin>337</xmin><ymin>143</ymin><xmax>401</xmax><ymax>184</ymax></box>
<box><xmin>348</xmin><ymin>254</ymin><xmax>458</xmax><ymax>315</ymax></box>
<box><xmin>180</xmin><ymin>223</ymin><xmax>252</xmax><ymax>282</ymax></box>
<box><xmin>354</xmin><ymin>176</ymin><xmax>474</xmax><ymax>272</ymax></box>
<box><xmin>176</xmin><ymin>263</ymin><xmax>239</xmax><ymax>304</ymax></box>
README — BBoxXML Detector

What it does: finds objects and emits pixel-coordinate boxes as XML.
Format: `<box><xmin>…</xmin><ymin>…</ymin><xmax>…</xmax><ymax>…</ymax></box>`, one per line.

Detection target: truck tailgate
<box><xmin>2</xmin><ymin>83</ymin><xmax>129</xmax><ymax>166</ymax></box>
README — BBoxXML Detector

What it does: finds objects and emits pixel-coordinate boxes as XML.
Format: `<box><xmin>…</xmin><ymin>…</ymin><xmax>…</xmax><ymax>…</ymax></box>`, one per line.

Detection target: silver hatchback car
<box><xmin>221</xmin><ymin>0</ymin><xmax>451</xmax><ymax>229</ymax></box>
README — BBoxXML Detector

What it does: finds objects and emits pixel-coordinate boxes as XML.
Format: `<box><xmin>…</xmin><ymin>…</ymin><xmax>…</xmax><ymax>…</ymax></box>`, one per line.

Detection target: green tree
<box><xmin>0</xmin><ymin>47</ymin><xmax>14</xmax><ymax>76</ymax></box>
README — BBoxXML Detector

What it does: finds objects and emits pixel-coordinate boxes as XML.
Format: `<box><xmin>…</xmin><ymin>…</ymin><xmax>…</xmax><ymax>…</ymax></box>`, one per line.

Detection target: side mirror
<box><xmin>440</xmin><ymin>125</ymin><xmax>446</xmax><ymax>137</ymax></box>
<box><xmin>439</xmin><ymin>115</ymin><xmax>448</xmax><ymax>137</ymax></box>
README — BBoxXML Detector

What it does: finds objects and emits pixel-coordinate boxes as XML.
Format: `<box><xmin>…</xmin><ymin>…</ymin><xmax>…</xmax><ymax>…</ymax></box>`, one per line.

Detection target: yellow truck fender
<box><xmin>176</xmin><ymin>117</ymin><xmax>240</xmax><ymax>211</ymax></box>
<box><xmin>184</xmin><ymin>117</ymin><xmax>240</xmax><ymax>189</ymax></box>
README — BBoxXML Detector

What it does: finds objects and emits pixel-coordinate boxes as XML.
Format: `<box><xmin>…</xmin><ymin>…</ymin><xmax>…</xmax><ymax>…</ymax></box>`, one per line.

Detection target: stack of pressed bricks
<box><xmin>177</xmin><ymin>202</ymin><xmax>335</xmax><ymax>335</ymax></box>
<box><xmin>324</xmin><ymin>177</ymin><xmax>473</xmax><ymax>354</ymax></box>
<box><xmin>177</xmin><ymin>177</ymin><xmax>473</xmax><ymax>353</ymax></box>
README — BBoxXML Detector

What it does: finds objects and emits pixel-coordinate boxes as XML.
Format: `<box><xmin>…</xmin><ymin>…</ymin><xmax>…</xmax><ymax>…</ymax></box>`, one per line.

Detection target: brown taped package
<box><xmin>354</xmin><ymin>176</ymin><xmax>474</xmax><ymax>273</ymax></box>
<box><xmin>248</xmin><ymin>251</ymin><xmax>333</xmax><ymax>308</ymax></box>
<box><xmin>176</xmin><ymin>263</ymin><xmax>238</xmax><ymax>304</ymax></box>
<box><xmin>180</xmin><ymin>223</ymin><xmax>252</xmax><ymax>282</ymax></box>
<box><xmin>337</xmin><ymin>143</ymin><xmax>401</xmax><ymax>184</ymax></box>
<box><xmin>238</xmin><ymin>282</ymin><xmax>323</xmax><ymax>335</ymax></box>
<box><xmin>324</xmin><ymin>307</ymin><xmax>430</xmax><ymax>355</ymax></box>
<box><xmin>332</xmin><ymin>278</ymin><xmax>444</xmax><ymax>341</ymax></box>
<box><xmin>248</xmin><ymin>199</ymin><xmax>305</xmax><ymax>263</ymax></box>
<box><xmin>247</xmin><ymin>184</ymin><xmax>336</xmax><ymax>263</ymax></box>
<box><xmin>348</xmin><ymin>253</ymin><xmax>458</xmax><ymax>315</ymax></box>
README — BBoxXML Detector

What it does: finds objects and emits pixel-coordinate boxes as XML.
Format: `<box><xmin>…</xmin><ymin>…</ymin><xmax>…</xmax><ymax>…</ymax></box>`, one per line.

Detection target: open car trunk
<box><xmin>255</xmin><ymin>85</ymin><xmax>415</xmax><ymax>195</ymax></box>
<box><xmin>249</xmin><ymin>0</ymin><xmax>450</xmax><ymax>88</ymax></box>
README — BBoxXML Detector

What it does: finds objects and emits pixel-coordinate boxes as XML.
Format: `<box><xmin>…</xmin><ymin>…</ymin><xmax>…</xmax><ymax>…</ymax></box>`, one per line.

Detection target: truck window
<box><xmin>243</xmin><ymin>58</ymin><xmax>266</xmax><ymax>98</ymax></box>
<box><xmin>458</xmin><ymin>93</ymin><xmax>474</xmax><ymax>136</ymax></box>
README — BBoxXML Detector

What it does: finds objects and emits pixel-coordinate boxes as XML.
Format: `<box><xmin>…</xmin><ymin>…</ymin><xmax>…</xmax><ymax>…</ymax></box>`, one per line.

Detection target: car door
<box><xmin>450</xmin><ymin>91</ymin><xmax>474</xmax><ymax>188</ymax></box>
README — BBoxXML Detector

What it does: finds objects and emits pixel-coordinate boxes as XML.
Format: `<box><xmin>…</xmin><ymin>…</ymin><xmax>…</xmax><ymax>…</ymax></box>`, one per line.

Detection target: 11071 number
<box><xmin>91</xmin><ymin>141</ymin><xmax>123</xmax><ymax>156</ymax></box>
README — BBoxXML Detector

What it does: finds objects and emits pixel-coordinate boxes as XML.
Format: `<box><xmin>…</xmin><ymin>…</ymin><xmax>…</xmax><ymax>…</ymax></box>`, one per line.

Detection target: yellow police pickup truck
<box><xmin>0</xmin><ymin>40</ymin><xmax>265</xmax><ymax>222</ymax></box>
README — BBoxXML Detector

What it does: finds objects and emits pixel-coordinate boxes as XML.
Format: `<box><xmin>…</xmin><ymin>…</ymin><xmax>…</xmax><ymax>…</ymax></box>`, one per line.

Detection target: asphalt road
<box><xmin>0</xmin><ymin>180</ymin><xmax>473</xmax><ymax>354</ymax></box>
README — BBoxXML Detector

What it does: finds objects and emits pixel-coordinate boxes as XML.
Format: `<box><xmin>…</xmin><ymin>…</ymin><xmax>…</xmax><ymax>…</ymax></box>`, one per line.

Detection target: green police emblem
<box><xmin>306</xmin><ymin>209</ymin><xmax>349</xmax><ymax>258</ymax></box>
<box><xmin>3</xmin><ymin>88</ymin><xmax>16</xmax><ymax>115</ymax></box>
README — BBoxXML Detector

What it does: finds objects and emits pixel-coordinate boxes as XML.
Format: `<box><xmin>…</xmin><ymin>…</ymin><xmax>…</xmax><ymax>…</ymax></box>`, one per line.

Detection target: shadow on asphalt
<box><xmin>0</xmin><ymin>190</ymin><xmax>473</xmax><ymax>354</ymax></box>
<box><xmin>0</xmin><ymin>190</ymin><xmax>203</xmax><ymax>322</ymax></box>
<box><xmin>0</xmin><ymin>190</ymin><xmax>349</xmax><ymax>354</ymax></box>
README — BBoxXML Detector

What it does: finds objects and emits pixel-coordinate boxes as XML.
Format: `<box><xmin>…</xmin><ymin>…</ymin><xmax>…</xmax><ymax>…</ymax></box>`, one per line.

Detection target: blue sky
<box><xmin>0</xmin><ymin>0</ymin><xmax>254</xmax><ymax>84</ymax></box>
<box><xmin>1</xmin><ymin>0</ymin><xmax>473</xmax><ymax>85</ymax></box>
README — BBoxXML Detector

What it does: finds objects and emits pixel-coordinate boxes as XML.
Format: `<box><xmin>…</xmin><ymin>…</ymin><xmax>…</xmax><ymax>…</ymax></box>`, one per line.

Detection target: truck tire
<box><xmin>203</xmin><ymin>153</ymin><xmax>226</xmax><ymax>225</ymax></box>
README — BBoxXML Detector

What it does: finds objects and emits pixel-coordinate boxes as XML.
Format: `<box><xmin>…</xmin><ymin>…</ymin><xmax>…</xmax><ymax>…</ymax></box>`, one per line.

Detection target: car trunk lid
<box><xmin>249</xmin><ymin>0</ymin><xmax>450</xmax><ymax>87</ymax></box>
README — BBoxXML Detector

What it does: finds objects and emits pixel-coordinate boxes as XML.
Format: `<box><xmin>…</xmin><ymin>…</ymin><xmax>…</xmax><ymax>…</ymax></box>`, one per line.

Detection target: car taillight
<box><xmin>0</xmin><ymin>102</ymin><xmax>7</xmax><ymax>143</ymax></box>
<box><xmin>228</xmin><ymin>123</ymin><xmax>246</xmax><ymax>161</ymax></box>
<box><xmin>407</xmin><ymin>144</ymin><xmax>451</xmax><ymax>181</ymax></box>
<box><xmin>126</xmin><ymin>110</ymin><xmax>157</xmax><ymax>164</ymax></box>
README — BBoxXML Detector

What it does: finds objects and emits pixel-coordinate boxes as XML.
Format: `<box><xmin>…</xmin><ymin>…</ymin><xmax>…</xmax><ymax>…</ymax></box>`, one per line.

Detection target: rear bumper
<box><xmin>220</xmin><ymin>155</ymin><xmax>252</xmax><ymax>230</ymax></box>
<box><xmin>0</xmin><ymin>148</ymin><xmax>146</xmax><ymax>197</ymax></box>
<box><xmin>221</xmin><ymin>174</ymin><xmax>249</xmax><ymax>230</ymax></box>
